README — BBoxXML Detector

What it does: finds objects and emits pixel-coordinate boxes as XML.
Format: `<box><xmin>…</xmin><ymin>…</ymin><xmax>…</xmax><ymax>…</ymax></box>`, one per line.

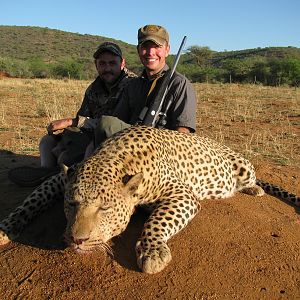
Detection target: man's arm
<box><xmin>47</xmin><ymin>118</ymin><xmax>74</xmax><ymax>133</ymax></box>
<box><xmin>46</xmin><ymin>87</ymin><xmax>92</xmax><ymax>133</ymax></box>
<box><xmin>166</xmin><ymin>74</ymin><xmax>197</xmax><ymax>133</ymax></box>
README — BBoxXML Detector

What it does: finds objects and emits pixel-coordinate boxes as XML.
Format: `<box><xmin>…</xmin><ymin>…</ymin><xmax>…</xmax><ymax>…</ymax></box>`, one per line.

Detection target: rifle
<box><xmin>138</xmin><ymin>36</ymin><xmax>187</xmax><ymax>128</ymax></box>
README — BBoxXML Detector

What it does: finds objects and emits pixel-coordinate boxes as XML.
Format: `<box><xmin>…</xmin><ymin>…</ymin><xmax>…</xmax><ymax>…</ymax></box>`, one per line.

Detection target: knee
<box><xmin>39</xmin><ymin>135</ymin><xmax>57</xmax><ymax>151</ymax></box>
<box><xmin>99</xmin><ymin>116</ymin><xmax>130</xmax><ymax>137</ymax></box>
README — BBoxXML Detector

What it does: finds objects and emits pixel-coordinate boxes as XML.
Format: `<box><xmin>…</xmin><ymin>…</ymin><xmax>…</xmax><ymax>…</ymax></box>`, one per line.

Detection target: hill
<box><xmin>0</xmin><ymin>25</ymin><xmax>142</xmax><ymax>77</ymax></box>
<box><xmin>0</xmin><ymin>25</ymin><xmax>141</xmax><ymax>67</ymax></box>
<box><xmin>1</xmin><ymin>25</ymin><xmax>300</xmax><ymax>84</ymax></box>
<box><xmin>211</xmin><ymin>46</ymin><xmax>300</xmax><ymax>63</ymax></box>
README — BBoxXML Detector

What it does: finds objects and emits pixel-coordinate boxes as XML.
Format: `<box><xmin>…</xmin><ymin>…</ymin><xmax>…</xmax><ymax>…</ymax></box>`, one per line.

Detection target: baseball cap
<box><xmin>138</xmin><ymin>25</ymin><xmax>169</xmax><ymax>46</ymax></box>
<box><xmin>93</xmin><ymin>42</ymin><xmax>123</xmax><ymax>59</ymax></box>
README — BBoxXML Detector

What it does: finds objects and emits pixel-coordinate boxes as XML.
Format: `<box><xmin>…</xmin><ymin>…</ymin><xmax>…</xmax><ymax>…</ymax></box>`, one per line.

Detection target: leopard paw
<box><xmin>242</xmin><ymin>185</ymin><xmax>265</xmax><ymax>196</ymax></box>
<box><xmin>135</xmin><ymin>240</ymin><xmax>172</xmax><ymax>274</ymax></box>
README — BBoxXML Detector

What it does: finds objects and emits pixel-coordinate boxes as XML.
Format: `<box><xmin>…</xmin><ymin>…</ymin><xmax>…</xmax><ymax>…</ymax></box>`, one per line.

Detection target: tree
<box><xmin>284</xmin><ymin>59</ymin><xmax>300</xmax><ymax>86</ymax></box>
<box><xmin>220</xmin><ymin>59</ymin><xmax>251</xmax><ymax>83</ymax></box>
<box><xmin>187</xmin><ymin>46</ymin><xmax>214</xmax><ymax>67</ymax></box>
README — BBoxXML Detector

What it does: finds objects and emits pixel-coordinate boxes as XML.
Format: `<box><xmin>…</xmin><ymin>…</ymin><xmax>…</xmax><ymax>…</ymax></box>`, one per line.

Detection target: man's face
<box><xmin>95</xmin><ymin>52</ymin><xmax>125</xmax><ymax>84</ymax></box>
<box><xmin>137</xmin><ymin>41</ymin><xmax>170</xmax><ymax>77</ymax></box>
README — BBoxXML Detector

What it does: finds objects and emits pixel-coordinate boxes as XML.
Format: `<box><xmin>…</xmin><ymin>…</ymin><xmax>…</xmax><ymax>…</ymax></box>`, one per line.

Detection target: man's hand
<box><xmin>47</xmin><ymin>118</ymin><xmax>73</xmax><ymax>134</ymax></box>
<box><xmin>176</xmin><ymin>127</ymin><xmax>191</xmax><ymax>134</ymax></box>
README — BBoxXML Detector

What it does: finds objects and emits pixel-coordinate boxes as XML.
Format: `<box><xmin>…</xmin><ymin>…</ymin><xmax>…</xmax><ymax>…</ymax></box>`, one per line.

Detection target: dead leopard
<box><xmin>0</xmin><ymin>126</ymin><xmax>299</xmax><ymax>274</ymax></box>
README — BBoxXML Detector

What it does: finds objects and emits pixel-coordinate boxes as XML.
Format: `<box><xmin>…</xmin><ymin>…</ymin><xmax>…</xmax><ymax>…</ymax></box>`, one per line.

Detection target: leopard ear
<box><xmin>60</xmin><ymin>163</ymin><xmax>78</xmax><ymax>180</ymax></box>
<box><xmin>60</xmin><ymin>164</ymin><xmax>69</xmax><ymax>175</ymax></box>
<box><xmin>123</xmin><ymin>173</ymin><xmax>143</xmax><ymax>196</ymax></box>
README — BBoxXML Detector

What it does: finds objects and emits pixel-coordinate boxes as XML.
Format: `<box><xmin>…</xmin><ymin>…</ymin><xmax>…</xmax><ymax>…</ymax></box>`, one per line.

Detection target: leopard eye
<box><xmin>98</xmin><ymin>205</ymin><xmax>111</xmax><ymax>212</ymax></box>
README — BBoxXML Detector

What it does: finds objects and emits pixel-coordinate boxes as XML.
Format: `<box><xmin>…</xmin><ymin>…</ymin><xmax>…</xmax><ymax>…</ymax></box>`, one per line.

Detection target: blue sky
<box><xmin>1</xmin><ymin>0</ymin><xmax>299</xmax><ymax>54</ymax></box>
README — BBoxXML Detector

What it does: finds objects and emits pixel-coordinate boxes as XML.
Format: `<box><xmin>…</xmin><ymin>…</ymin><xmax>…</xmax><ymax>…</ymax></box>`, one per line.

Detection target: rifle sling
<box><xmin>137</xmin><ymin>69</ymin><xmax>172</xmax><ymax>126</ymax></box>
<box><xmin>145</xmin><ymin>73</ymin><xmax>164</xmax><ymax>106</ymax></box>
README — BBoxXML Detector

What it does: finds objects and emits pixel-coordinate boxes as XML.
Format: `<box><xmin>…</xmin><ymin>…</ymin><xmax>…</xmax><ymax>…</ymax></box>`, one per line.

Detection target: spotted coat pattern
<box><xmin>0</xmin><ymin>126</ymin><xmax>299</xmax><ymax>274</ymax></box>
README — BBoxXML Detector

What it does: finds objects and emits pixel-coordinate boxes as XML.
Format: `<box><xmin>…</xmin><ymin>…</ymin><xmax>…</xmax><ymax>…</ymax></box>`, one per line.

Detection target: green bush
<box><xmin>51</xmin><ymin>58</ymin><xmax>84</xmax><ymax>79</ymax></box>
<box><xmin>28</xmin><ymin>57</ymin><xmax>49</xmax><ymax>78</ymax></box>
<box><xmin>0</xmin><ymin>56</ymin><xmax>32</xmax><ymax>77</ymax></box>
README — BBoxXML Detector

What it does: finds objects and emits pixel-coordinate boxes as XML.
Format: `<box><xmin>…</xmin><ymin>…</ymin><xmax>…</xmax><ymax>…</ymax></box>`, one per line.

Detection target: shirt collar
<box><xmin>141</xmin><ymin>64</ymin><xmax>170</xmax><ymax>81</ymax></box>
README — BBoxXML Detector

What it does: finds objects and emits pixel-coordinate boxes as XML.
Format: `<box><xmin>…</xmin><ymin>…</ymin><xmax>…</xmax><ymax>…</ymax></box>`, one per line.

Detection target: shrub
<box><xmin>51</xmin><ymin>58</ymin><xmax>84</xmax><ymax>79</ymax></box>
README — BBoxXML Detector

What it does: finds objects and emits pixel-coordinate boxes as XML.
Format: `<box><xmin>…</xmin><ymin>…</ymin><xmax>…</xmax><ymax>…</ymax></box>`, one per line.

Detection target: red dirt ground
<box><xmin>0</xmin><ymin>150</ymin><xmax>299</xmax><ymax>300</ymax></box>
<box><xmin>0</xmin><ymin>81</ymin><xmax>299</xmax><ymax>299</ymax></box>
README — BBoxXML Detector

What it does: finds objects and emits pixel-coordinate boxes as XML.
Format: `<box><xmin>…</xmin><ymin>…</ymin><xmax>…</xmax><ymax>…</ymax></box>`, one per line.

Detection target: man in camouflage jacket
<box><xmin>39</xmin><ymin>42</ymin><xmax>136</xmax><ymax>168</ymax></box>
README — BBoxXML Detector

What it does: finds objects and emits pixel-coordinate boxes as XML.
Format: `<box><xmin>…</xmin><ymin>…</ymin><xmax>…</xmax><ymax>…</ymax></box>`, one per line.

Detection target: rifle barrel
<box><xmin>151</xmin><ymin>36</ymin><xmax>187</xmax><ymax>127</ymax></box>
<box><xmin>169</xmin><ymin>36</ymin><xmax>187</xmax><ymax>79</ymax></box>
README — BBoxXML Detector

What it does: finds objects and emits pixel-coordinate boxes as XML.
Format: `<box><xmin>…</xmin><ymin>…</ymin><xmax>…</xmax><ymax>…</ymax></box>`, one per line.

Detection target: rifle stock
<box><xmin>139</xmin><ymin>36</ymin><xmax>187</xmax><ymax>128</ymax></box>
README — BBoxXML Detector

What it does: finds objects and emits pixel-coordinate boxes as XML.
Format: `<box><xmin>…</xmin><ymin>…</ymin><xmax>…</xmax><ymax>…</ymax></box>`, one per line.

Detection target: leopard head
<box><xmin>63</xmin><ymin>164</ymin><xmax>143</xmax><ymax>253</ymax></box>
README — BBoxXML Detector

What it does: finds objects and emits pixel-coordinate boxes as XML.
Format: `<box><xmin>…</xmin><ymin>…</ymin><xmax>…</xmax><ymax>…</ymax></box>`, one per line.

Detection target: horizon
<box><xmin>1</xmin><ymin>0</ymin><xmax>299</xmax><ymax>54</ymax></box>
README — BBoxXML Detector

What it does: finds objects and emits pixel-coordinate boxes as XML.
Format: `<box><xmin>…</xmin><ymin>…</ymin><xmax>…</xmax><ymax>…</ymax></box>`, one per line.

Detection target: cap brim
<box><xmin>138</xmin><ymin>37</ymin><xmax>165</xmax><ymax>46</ymax></box>
<box><xmin>93</xmin><ymin>48</ymin><xmax>122</xmax><ymax>59</ymax></box>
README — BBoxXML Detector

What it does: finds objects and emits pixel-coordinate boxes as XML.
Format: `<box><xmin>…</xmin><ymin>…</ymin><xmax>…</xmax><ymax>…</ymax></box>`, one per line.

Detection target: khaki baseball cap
<box><xmin>138</xmin><ymin>25</ymin><xmax>169</xmax><ymax>46</ymax></box>
<box><xmin>93</xmin><ymin>42</ymin><xmax>123</xmax><ymax>59</ymax></box>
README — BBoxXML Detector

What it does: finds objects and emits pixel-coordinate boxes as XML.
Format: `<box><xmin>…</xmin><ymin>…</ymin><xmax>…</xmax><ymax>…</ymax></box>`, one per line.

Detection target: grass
<box><xmin>0</xmin><ymin>77</ymin><xmax>87</xmax><ymax>154</ymax></box>
<box><xmin>195</xmin><ymin>83</ymin><xmax>299</xmax><ymax>166</ymax></box>
<box><xmin>0</xmin><ymin>77</ymin><xmax>299</xmax><ymax>166</ymax></box>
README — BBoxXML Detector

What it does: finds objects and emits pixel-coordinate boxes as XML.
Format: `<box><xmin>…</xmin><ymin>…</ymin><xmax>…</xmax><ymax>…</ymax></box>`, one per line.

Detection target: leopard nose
<box><xmin>72</xmin><ymin>236</ymin><xmax>89</xmax><ymax>245</ymax></box>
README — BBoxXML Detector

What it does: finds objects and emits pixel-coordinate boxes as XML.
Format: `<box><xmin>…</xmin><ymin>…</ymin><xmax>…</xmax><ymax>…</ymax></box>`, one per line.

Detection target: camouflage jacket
<box><xmin>76</xmin><ymin>68</ymin><xmax>136</xmax><ymax>129</ymax></box>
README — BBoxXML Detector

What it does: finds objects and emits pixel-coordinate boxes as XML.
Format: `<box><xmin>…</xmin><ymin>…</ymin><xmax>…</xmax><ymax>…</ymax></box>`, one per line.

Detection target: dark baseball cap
<box><xmin>93</xmin><ymin>42</ymin><xmax>123</xmax><ymax>59</ymax></box>
<box><xmin>138</xmin><ymin>25</ymin><xmax>169</xmax><ymax>46</ymax></box>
